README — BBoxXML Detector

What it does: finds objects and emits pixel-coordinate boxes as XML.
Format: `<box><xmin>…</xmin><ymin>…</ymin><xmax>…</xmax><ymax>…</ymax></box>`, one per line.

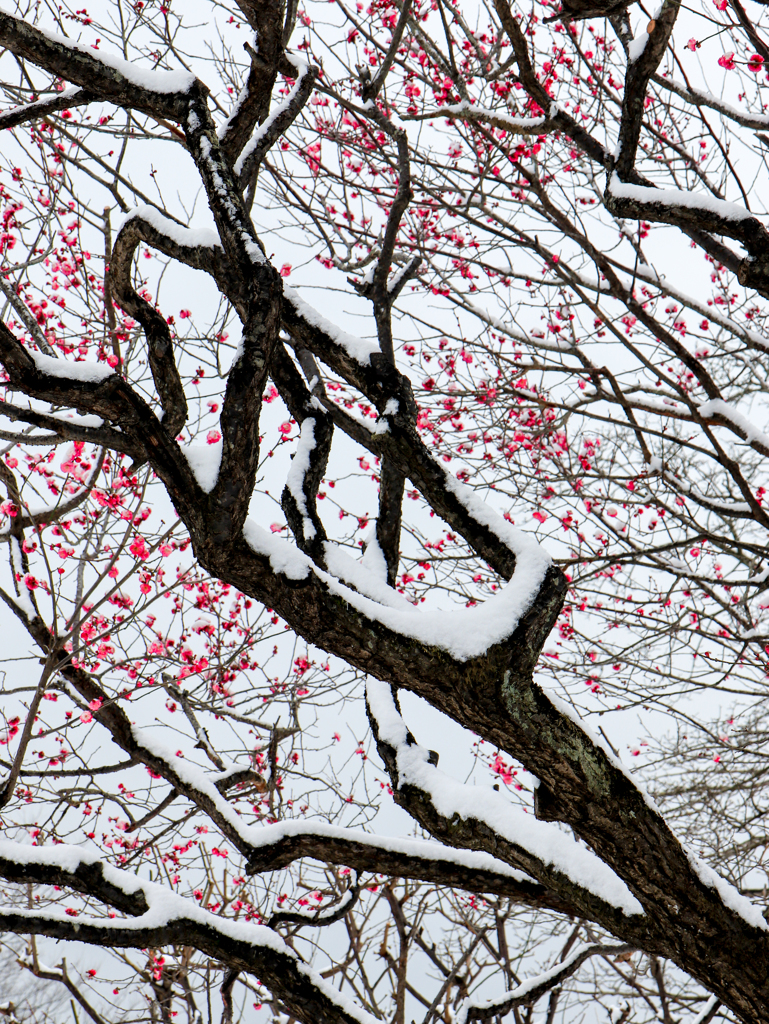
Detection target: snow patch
<box><xmin>233</xmin><ymin>57</ymin><xmax>313</xmax><ymax>177</ymax></box>
<box><xmin>285</xmin><ymin>418</ymin><xmax>317</xmax><ymax>540</ymax></box>
<box><xmin>181</xmin><ymin>440</ymin><xmax>222</xmax><ymax>493</ymax></box>
<box><xmin>283</xmin><ymin>287</ymin><xmax>378</xmax><ymax>364</ymax></box>
<box><xmin>608</xmin><ymin>173</ymin><xmax>755</xmax><ymax>223</ymax></box>
<box><xmin>119</xmin><ymin>206</ymin><xmax>222</xmax><ymax>250</ymax></box>
<box><xmin>31</xmin><ymin>352</ymin><xmax>114</xmax><ymax>384</ymax></box>
<box><xmin>243</xmin><ymin>520</ymin><xmax>311</xmax><ymax>581</ymax></box>
<box><xmin>324</xmin><ymin>541</ymin><xmax>412</xmax><ymax>610</ymax></box>
<box><xmin>698</xmin><ymin>398</ymin><xmax>769</xmax><ymax>450</ymax></box>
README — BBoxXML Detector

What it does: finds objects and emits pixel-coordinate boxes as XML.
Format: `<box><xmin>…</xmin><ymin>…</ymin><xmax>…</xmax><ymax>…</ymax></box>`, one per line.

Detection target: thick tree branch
<box><xmin>0</xmin><ymin>844</ymin><xmax>150</xmax><ymax>917</ymax></box>
<box><xmin>244</xmin><ymin>824</ymin><xmax>580</xmax><ymax>915</ymax></box>
<box><xmin>614</xmin><ymin>0</ymin><xmax>680</xmax><ymax>178</ymax></box>
<box><xmin>218</xmin><ymin>0</ymin><xmax>285</xmax><ymax>161</ymax></box>
<box><xmin>279</xmin><ymin>306</ymin><xmax>521</xmax><ymax>579</ymax></box>
<box><xmin>0</xmin><ymin>12</ymin><xmax>200</xmax><ymax>122</ymax></box>
<box><xmin>0</xmin><ymin>323</ymin><xmax>146</xmax><ymax>459</ymax></box>
<box><xmin>364</xmin><ymin>676</ymin><xmax>769</xmax><ymax>1022</ymax></box>
<box><xmin>365</xmin><ymin>681</ymin><xmax>649</xmax><ymax>940</ymax></box>
<box><xmin>0</xmin><ymin>903</ymin><xmax>372</xmax><ymax>1024</ymax></box>
<box><xmin>181</xmin><ymin>96</ymin><xmax>284</xmax><ymax>540</ymax></box>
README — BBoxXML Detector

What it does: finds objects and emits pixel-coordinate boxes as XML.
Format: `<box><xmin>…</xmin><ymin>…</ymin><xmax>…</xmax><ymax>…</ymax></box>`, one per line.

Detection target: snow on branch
<box><xmin>285</xmin><ymin>417</ymin><xmax>319</xmax><ymax>543</ymax></box>
<box><xmin>29</xmin><ymin>352</ymin><xmax>114</xmax><ymax>386</ymax></box>
<box><xmin>607</xmin><ymin>174</ymin><xmax>756</xmax><ymax>225</ymax></box>
<box><xmin>83</xmin><ymin>700</ymin><xmax>558</xmax><ymax>910</ymax></box>
<box><xmin>0</xmin><ymin>840</ymin><xmax>378</xmax><ymax>1024</ymax></box>
<box><xmin>690</xmin><ymin>995</ymin><xmax>721</xmax><ymax>1024</ymax></box>
<box><xmin>244</xmin><ymin>499</ymin><xmax>549</xmax><ymax>661</ymax></box>
<box><xmin>0</xmin><ymin>324</ymin><xmax>145</xmax><ymax>460</ymax></box>
<box><xmin>365</xmin><ymin>678</ymin><xmax>644</xmax><ymax>919</ymax></box>
<box><xmin>630</xmin><ymin>263</ymin><xmax>769</xmax><ymax>352</ymax></box>
<box><xmin>40</xmin><ymin>648</ymin><xmax>584</xmax><ymax>920</ymax></box>
<box><xmin>233</xmin><ymin>56</ymin><xmax>318</xmax><ymax>181</ymax></box>
<box><xmin>0</xmin><ymin>837</ymin><xmax>150</xmax><ymax>916</ymax></box>
<box><xmin>604</xmin><ymin>174</ymin><xmax>769</xmax><ymax>280</ymax></box>
<box><xmin>697</xmin><ymin>398</ymin><xmax>769</xmax><ymax>456</ymax></box>
<box><xmin>270</xmin><ymin>342</ymin><xmax>332</xmax><ymax>560</ymax></box>
<box><xmin>652</xmin><ymin>72</ymin><xmax>769</xmax><ymax>132</ymax></box>
<box><xmin>458</xmin><ymin>294</ymin><xmax>577</xmax><ymax>353</ymax></box>
<box><xmin>0</xmin><ymin>8</ymin><xmax>197</xmax><ymax>121</ymax></box>
<box><xmin>401</xmin><ymin>100</ymin><xmax>557</xmax><ymax>136</ymax></box>
<box><xmin>455</xmin><ymin>942</ymin><xmax>634</xmax><ymax>1022</ymax></box>
<box><xmin>183</xmin><ymin>106</ymin><xmax>268</xmax><ymax>272</ymax></box>
<box><xmin>0</xmin><ymin>85</ymin><xmax>90</xmax><ymax>131</ymax></box>
<box><xmin>245</xmin><ymin>821</ymin><xmax>525</xmax><ymax>883</ymax></box>
<box><xmin>118</xmin><ymin>206</ymin><xmax>223</xmax><ymax>254</ymax></box>
<box><xmin>283</xmin><ymin>286</ymin><xmax>379</xmax><ymax>366</ymax></box>
<box><xmin>180</xmin><ymin>439</ymin><xmax>223</xmax><ymax>494</ymax></box>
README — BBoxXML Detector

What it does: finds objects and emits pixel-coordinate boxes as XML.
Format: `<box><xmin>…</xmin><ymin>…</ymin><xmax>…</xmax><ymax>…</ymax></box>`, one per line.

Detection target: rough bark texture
<box><xmin>2</xmin><ymin>4</ymin><xmax>769</xmax><ymax>1022</ymax></box>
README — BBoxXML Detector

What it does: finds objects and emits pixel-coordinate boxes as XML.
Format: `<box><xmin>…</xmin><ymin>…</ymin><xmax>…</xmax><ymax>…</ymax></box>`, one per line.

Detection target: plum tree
<box><xmin>1</xmin><ymin>0</ymin><xmax>769</xmax><ymax>1021</ymax></box>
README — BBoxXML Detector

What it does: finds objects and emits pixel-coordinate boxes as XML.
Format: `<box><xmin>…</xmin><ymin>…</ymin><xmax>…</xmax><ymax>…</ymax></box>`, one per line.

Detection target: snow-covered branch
<box><xmin>0</xmin><ymin>841</ymin><xmax>378</xmax><ymax>1024</ymax></box>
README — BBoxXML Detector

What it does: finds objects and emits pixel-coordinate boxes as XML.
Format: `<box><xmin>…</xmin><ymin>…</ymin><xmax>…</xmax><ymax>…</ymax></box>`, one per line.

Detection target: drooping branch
<box><xmin>365</xmin><ymin>680</ymin><xmax>649</xmax><ymax>940</ymax></box>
